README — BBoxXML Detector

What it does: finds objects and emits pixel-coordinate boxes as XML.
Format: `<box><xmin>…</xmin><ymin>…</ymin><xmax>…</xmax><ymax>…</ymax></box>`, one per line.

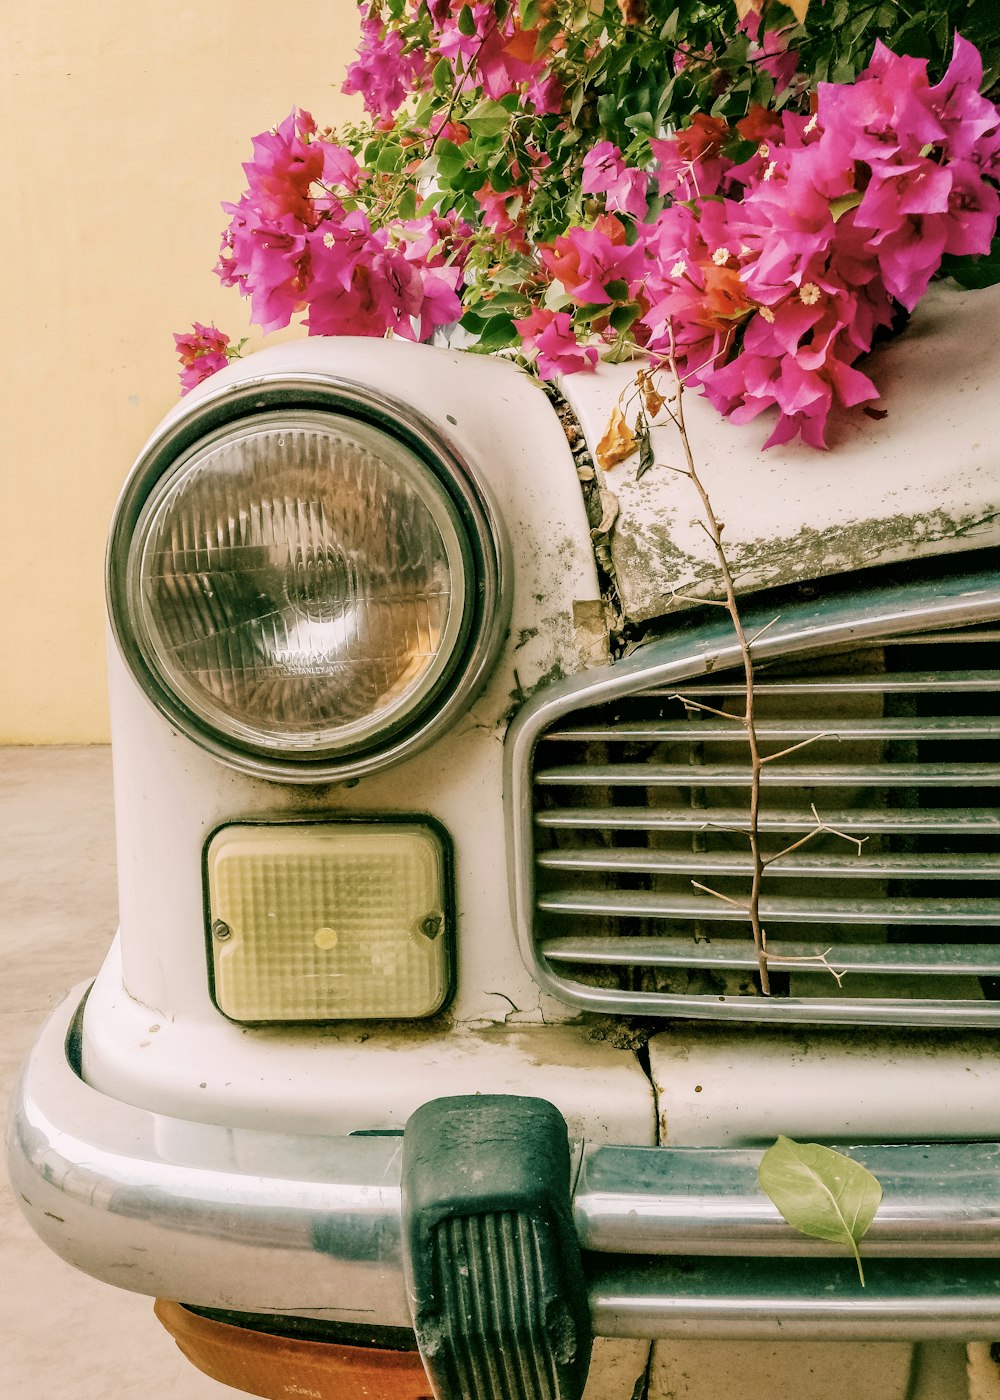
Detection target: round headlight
<box><xmin>108</xmin><ymin>383</ymin><xmax>507</xmax><ymax>779</ymax></box>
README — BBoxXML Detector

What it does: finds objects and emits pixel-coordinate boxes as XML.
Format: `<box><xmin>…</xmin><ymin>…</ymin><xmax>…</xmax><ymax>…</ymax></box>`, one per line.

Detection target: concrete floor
<box><xmin>1</xmin><ymin>746</ymin><xmax>231</xmax><ymax>1398</ymax></box>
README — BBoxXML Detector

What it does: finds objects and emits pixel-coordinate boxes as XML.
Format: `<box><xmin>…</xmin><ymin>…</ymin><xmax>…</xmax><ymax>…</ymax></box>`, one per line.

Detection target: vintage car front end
<box><xmin>10</xmin><ymin>281</ymin><xmax>1000</xmax><ymax>1400</ymax></box>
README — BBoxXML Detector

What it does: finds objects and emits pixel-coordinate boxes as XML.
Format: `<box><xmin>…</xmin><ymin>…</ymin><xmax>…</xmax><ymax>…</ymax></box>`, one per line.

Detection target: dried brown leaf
<box><xmin>637</xmin><ymin>370</ymin><xmax>667</xmax><ymax>418</ymax></box>
<box><xmin>591</xmin><ymin>488</ymin><xmax>620</xmax><ymax>537</ymax></box>
<box><xmin>596</xmin><ymin>407</ymin><xmax>639</xmax><ymax>470</ymax></box>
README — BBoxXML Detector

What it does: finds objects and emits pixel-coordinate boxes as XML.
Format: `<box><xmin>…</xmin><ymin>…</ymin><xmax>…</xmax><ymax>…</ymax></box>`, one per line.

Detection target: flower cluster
<box><xmin>214</xmin><ymin>109</ymin><xmax>470</xmax><ymax>344</ymax></box>
<box><xmin>174</xmin><ymin>323</ymin><xmax>236</xmax><ymax>394</ymax></box>
<box><xmin>179</xmin><ymin>1</ymin><xmax>1000</xmax><ymax>447</ymax></box>
<box><xmin>615</xmin><ymin>35</ymin><xmax>1000</xmax><ymax>446</ymax></box>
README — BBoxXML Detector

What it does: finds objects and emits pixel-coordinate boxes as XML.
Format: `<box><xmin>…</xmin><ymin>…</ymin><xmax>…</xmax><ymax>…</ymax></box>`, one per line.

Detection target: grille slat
<box><xmin>540</xmin><ymin>936</ymin><xmax>1000</xmax><ymax>976</ymax></box>
<box><xmin>525</xmin><ymin>615</ymin><xmax>1000</xmax><ymax>1025</ymax></box>
<box><xmin>545</xmin><ymin>716</ymin><xmax>1000</xmax><ymax>742</ymax></box>
<box><xmin>535</xmin><ymin>806</ymin><xmax>1000</xmax><ymax>833</ymax></box>
<box><xmin>537</xmin><ymin>889</ymin><xmax>1000</xmax><ymax>925</ymax></box>
<box><xmin>642</xmin><ymin>669</ymin><xmax>1000</xmax><ymax>696</ymax></box>
<box><xmin>535</xmin><ymin>762</ymin><xmax>1000</xmax><ymax>788</ymax></box>
<box><xmin>537</xmin><ymin>849</ymin><xmax>1000</xmax><ymax>879</ymax></box>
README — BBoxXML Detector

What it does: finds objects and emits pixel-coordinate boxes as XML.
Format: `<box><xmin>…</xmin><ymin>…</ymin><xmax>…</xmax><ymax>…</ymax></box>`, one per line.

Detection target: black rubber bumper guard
<box><xmin>401</xmin><ymin>1095</ymin><xmax>593</xmax><ymax>1400</ymax></box>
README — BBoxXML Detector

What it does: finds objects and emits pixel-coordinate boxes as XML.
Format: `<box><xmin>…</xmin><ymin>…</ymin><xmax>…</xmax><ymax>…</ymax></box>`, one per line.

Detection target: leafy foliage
<box><xmin>178</xmin><ymin>1</ymin><xmax>1000</xmax><ymax>448</ymax></box>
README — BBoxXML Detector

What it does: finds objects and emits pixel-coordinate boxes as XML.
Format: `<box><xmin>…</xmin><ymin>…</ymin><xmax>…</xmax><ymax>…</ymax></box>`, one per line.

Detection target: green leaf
<box><xmin>465</xmin><ymin>98</ymin><xmax>511</xmax><ymax>137</ymax></box>
<box><xmin>609</xmin><ymin>300</ymin><xmax>641</xmax><ymax>332</ymax></box>
<box><xmin>829</xmin><ymin>190</ymin><xmax>863</xmax><ymax>223</ymax></box>
<box><xmin>758</xmin><ymin>1136</ymin><xmax>882</xmax><ymax>1286</ymax></box>
<box><xmin>597</xmin><ymin>93</ymin><xmax>620</xmax><ymax>127</ymax></box>
<box><xmin>435</xmin><ymin>139</ymin><xmax>468</xmax><ymax>178</ymax></box>
<box><xmin>940</xmin><ymin>234</ymin><xmax>1000</xmax><ymax>291</ymax></box>
<box><xmin>659</xmin><ymin>7</ymin><xmax>679</xmax><ymax>42</ymax></box>
<box><xmin>432</xmin><ymin>58</ymin><xmax>452</xmax><ymax>96</ymax></box>
<box><xmin>475</xmin><ymin>313</ymin><xmax>519</xmax><ymax>349</ymax></box>
<box><xmin>375</xmin><ymin>143</ymin><xmax>402</xmax><ymax>173</ymax></box>
<box><xmin>625</xmin><ymin>111</ymin><xmax>654</xmax><ymax>135</ymax></box>
<box><xmin>458</xmin><ymin>2</ymin><xmax>477</xmax><ymax>35</ymax></box>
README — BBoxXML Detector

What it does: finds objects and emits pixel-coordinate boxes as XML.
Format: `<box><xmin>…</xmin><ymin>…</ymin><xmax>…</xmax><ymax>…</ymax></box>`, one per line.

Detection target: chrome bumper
<box><xmin>10</xmin><ymin>985</ymin><xmax>1000</xmax><ymax>1341</ymax></box>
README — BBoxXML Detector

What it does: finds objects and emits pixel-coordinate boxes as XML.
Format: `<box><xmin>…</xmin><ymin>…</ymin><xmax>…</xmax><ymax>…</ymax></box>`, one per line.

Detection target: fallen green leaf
<box><xmin>758</xmin><ymin>1135</ymin><xmax>882</xmax><ymax>1285</ymax></box>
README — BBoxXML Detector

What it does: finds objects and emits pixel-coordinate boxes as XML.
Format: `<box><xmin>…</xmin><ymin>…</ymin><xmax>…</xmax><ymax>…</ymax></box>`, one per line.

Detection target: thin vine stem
<box><xmin>665</xmin><ymin>322</ymin><xmax>771</xmax><ymax>995</ymax></box>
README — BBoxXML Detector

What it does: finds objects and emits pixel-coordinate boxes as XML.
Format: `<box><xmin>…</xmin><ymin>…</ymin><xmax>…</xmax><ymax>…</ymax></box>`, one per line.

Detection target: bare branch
<box><xmin>808</xmin><ymin>801</ymin><xmax>868</xmax><ymax>856</ymax></box>
<box><xmin>746</xmin><ymin>615</ymin><xmax>780</xmax><ymax>647</ymax></box>
<box><xmin>691</xmin><ymin>880</ymin><xmax>747</xmax><ymax>909</ymax></box>
<box><xmin>670</xmin><ymin>693</ymin><xmax>744</xmax><ymax>721</ymax></box>
<box><xmin>759</xmin><ymin>731</ymin><xmax>835</xmax><ymax>765</ymax></box>
<box><xmin>762</xmin><ymin>802</ymin><xmax>869</xmax><ymax>865</ymax></box>
<box><xmin>665</xmin><ymin>322</ymin><xmax>771</xmax><ymax>994</ymax></box>
<box><xmin>763</xmin><ymin>946</ymin><xmax>850</xmax><ymax>988</ymax></box>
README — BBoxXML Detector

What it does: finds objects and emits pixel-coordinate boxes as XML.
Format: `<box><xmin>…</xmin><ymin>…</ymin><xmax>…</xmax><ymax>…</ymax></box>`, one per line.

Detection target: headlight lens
<box><xmin>109</xmin><ymin>388</ymin><xmax>506</xmax><ymax>778</ymax></box>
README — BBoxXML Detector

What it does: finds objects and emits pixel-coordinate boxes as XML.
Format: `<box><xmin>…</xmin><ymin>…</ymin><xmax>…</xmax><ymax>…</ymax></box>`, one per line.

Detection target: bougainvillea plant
<box><xmin>177</xmin><ymin>0</ymin><xmax>1000</xmax><ymax>448</ymax></box>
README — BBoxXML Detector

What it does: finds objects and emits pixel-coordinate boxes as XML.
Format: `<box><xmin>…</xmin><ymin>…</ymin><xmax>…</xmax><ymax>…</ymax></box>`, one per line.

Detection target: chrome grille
<box><xmin>506</xmin><ymin>574</ymin><xmax>1000</xmax><ymax>1025</ymax></box>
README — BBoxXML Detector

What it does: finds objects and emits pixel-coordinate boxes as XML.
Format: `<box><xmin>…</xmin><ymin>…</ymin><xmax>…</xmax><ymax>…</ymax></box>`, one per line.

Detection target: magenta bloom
<box><xmin>513</xmin><ymin>309</ymin><xmax>598</xmax><ymax>378</ymax></box>
<box><xmin>240</xmin><ymin>110</ymin><xmax>324</xmax><ymax>224</ymax></box>
<box><xmin>174</xmin><ymin>323</ymin><xmax>232</xmax><ymax>395</ymax></box>
<box><xmin>582</xmin><ymin>142</ymin><xmax>650</xmax><ymax>220</ymax></box>
<box><xmin>541</xmin><ymin>218</ymin><xmax>645</xmax><ymax>305</ymax></box>
<box><xmin>755</xmin><ymin>29</ymin><xmax>799</xmax><ymax>97</ymax></box>
<box><xmin>343</xmin><ymin>14</ymin><xmax>428</xmax><ymax>119</ymax></box>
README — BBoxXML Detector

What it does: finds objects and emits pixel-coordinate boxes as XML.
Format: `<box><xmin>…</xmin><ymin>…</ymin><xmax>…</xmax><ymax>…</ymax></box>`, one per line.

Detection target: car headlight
<box><xmin>107</xmin><ymin>379</ymin><xmax>508</xmax><ymax>780</ymax></box>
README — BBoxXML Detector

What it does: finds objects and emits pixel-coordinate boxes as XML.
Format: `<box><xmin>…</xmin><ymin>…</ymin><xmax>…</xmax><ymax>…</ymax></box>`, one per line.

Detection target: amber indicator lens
<box><xmin>205</xmin><ymin>821</ymin><xmax>451</xmax><ymax>1022</ymax></box>
<box><xmin>155</xmin><ymin>1301</ymin><xmax>433</xmax><ymax>1400</ymax></box>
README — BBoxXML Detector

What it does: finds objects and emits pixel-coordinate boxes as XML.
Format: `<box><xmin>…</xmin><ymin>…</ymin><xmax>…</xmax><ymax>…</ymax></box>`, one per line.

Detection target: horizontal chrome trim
<box><xmin>534</xmin><ymin>805</ymin><xmax>1000</xmax><ymax>833</ymax></box>
<box><xmin>643</xmin><ymin>669</ymin><xmax>1000</xmax><ymax>696</ymax></box>
<box><xmin>540</xmin><ymin>936</ymin><xmax>1000</xmax><ymax>976</ymax></box>
<box><xmin>535</xmin><ymin>762</ymin><xmax>1000</xmax><ymax>787</ymax></box>
<box><xmin>14</xmin><ymin>989</ymin><xmax>1000</xmax><ymax>1339</ymax></box>
<box><xmin>576</xmin><ymin>1142</ymin><xmax>1000</xmax><ymax>1256</ymax></box>
<box><xmin>543</xmin><ymin>715</ymin><xmax>1000</xmax><ymax>742</ymax></box>
<box><xmin>588</xmin><ymin>1257</ymin><xmax>1000</xmax><ymax>1340</ymax></box>
<box><xmin>537</xmin><ymin>889</ymin><xmax>1000</xmax><ymax>925</ymax></box>
<box><xmin>536</xmin><ymin>849</ymin><xmax>1000</xmax><ymax>879</ymax></box>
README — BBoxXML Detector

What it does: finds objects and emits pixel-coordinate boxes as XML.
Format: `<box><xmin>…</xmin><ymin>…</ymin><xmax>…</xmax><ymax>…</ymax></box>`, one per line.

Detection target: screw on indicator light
<box><xmin>212</xmin><ymin>919</ymin><xmax>232</xmax><ymax>941</ymax></box>
<box><xmin>419</xmin><ymin>914</ymin><xmax>442</xmax><ymax>940</ymax></box>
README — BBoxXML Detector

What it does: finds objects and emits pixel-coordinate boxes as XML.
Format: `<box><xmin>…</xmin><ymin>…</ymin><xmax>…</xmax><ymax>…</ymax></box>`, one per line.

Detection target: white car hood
<box><xmin>560</xmin><ymin>279</ymin><xmax>1000</xmax><ymax>622</ymax></box>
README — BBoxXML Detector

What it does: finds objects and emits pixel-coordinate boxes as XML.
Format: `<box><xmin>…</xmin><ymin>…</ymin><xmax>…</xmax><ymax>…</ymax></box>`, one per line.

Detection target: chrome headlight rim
<box><xmin>107</xmin><ymin>374</ymin><xmax>510</xmax><ymax>782</ymax></box>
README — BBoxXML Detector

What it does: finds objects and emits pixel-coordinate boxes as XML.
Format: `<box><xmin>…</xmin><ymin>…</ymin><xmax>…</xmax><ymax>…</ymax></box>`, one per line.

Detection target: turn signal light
<box><xmin>155</xmin><ymin>1301</ymin><xmax>433</xmax><ymax>1400</ymax></box>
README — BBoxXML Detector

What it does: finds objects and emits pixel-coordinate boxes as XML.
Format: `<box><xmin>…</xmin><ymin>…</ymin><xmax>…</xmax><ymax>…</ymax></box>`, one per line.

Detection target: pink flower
<box><xmin>540</xmin><ymin>215</ymin><xmax>645</xmax><ymax>304</ymax></box>
<box><xmin>240</xmin><ymin>110</ymin><xmax>324</xmax><ymax>224</ymax></box>
<box><xmin>754</xmin><ymin>28</ymin><xmax>798</xmax><ymax>97</ymax></box>
<box><xmin>342</xmin><ymin>14</ymin><xmax>429</xmax><ymax>119</ymax></box>
<box><xmin>174</xmin><ymin>323</ymin><xmax>233</xmax><ymax>394</ymax></box>
<box><xmin>582</xmin><ymin>142</ymin><xmax>650</xmax><ymax>219</ymax></box>
<box><xmin>513</xmin><ymin>309</ymin><xmax>598</xmax><ymax>378</ymax></box>
<box><xmin>651</xmin><ymin>114</ymin><xmax>731</xmax><ymax>200</ymax></box>
<box><xmin>474</xmin><ymin>182</ymin><xmax>530</xmax><ymax>251</ymax></box>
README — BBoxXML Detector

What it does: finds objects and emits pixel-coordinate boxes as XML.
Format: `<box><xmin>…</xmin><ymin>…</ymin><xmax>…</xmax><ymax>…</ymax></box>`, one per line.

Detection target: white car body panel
<box><xmin>561</xmin><ymin>280</ymin><xmax>1000</xmax><ymax>623</ymax></box>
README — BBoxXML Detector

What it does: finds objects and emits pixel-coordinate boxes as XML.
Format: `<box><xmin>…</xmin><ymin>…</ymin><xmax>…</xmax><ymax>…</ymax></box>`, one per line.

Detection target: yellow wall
<box><xmin>0</xmin><ymin>0</ymin><xmax>360</xmax><ymax>742</ymax></box>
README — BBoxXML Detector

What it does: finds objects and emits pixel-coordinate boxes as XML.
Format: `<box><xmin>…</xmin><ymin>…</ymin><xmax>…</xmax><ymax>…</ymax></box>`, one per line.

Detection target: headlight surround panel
<box><xmin>107</xmin><ymin>376</ymin><xmax>509</xmax><ymax>781</ymax></box>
